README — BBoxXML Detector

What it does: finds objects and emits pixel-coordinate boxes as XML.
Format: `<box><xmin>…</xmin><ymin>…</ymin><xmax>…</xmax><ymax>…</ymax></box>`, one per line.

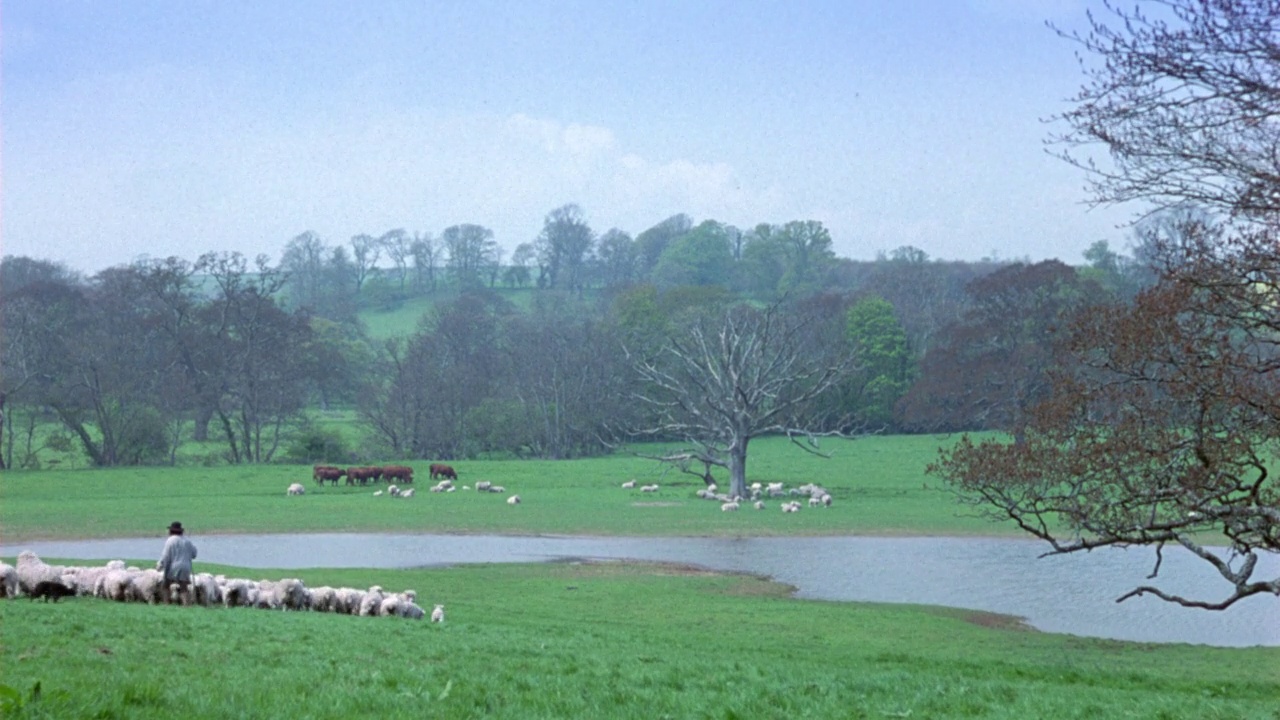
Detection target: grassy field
<box><xmin>0</xmin><ymin>435</ymin><xmax>1014</xmax><ymax>541</ymax></box>
<box><xmin>3</xmin><ymin>560</ymin><xmax>1276</xmax><ymax>719</ymax></box>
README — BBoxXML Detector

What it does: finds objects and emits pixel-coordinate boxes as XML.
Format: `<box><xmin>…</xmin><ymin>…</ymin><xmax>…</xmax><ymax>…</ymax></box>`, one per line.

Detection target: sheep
<box><xmin>309</xmin><ymin>586</ymin><xmax>339</xmax><ymax>613</ymax></box>
<box><xmin>721</xmin><ymin>501</ymin><xmax>740</xmax><ymax>512</ymax></box>
<box><xmin>95</xmin><ymin>569</ymin><xmax>137</xmax><ymax>602</ymax></box>
<box><xmin>809</xmin><ymin>496</ymin><xmax>823</xmax><ymax>507</ymax></box>
<box><xmin>781</xmin><ymin>501</ymin><xmax>802</xmax><ymax>513</ymax></box>
<box><xmin>359</xmin><ymin>586</ymin><xmax>387</xmax><ymax>617</ymax></box>
<box><xmin>379</xmin><ymin>595</ymin><xmax>403</xmax><ymax>617</ymax></box>
<box><xmin>373</xmin><ymin>490</ymin><xmax>384</xmax><ymax>496</ymax></box>
<box><xmin>400</xmin><ymin>488</ymin><xmax>416</xmax><ymax>499</ymax></box>
<box><xmin>474</xmin><ymin>481</ymin><xmax>492</xmax><ymax>492</ymax></box>
<box><xmin>287</xmin><ymin>483</ymin><xmax>306</xmax><ymax>496</ymax></box>
<box><xmin>221</xmin><ymin>578</ymin><xmax>255</xmax><ymax>608</ymax></box>
<box><xmin>706</xmin><ymin>483</ymin><xmax>717</xmax><ymax>493</ymax></box>
<box><xmin>750</xmin><ymin>482</ymin><xmax>762</xmax><ymax>492</ymax></box>
<box><xmin>265</xmin><ymin>578</ymin><xmax>309</xmax><ymax>611</ymax></box>
<box><xmin>192</xmin><ymin>573</ymin><xmax>222</xmax><ymax>607</ymax></box>
<box><xmin>399</xmin><ymin>601</ymin><xmax>426</xmax><ymax>620</ymax></box>
<box><xmin>640</xmin><ymin>484</ymin><xmax>659</xmax><ymax>493</ymax></box>
<box><xmin>388</xmin><ymin>485</ymin><xmax>401</xmax><ymax>497</ymax></box>
<box><xmin>821</xmin><ymin>494</ymin><xmax>832</xmax><ymax>507</ymax></box>
<box><xmin>754</xmin><ymin>501</ymin><xmax>765</xmax><ymax>510</ymax></box>
<box><xmin>621</xmin><ymin>480</ymin><xmax>637</xmax><ymax>489</ymax></box>
<box><xmin>128</xmin><ymin>569</ymin><xmax>166</xmax><ymax>604</ymax></box>
<box><xmin>29</xmin><ymin>580</ymin><xmax>76</xmax><ymax>602</ymax></box>
<box><xmin>430</xmin><ymin>604</ymin><xmax>445</xmax><ymax>623</ymax></box>
<box><xmin>487</xmin><ymin>485</ymin><xmax>506</xmax><ymax>493</ymax></box>
<box><xmin>335</xmin><ymin>587</ymin><xmax>367</xmax><ymax>615</ymax></box>
<box><xmin>15</xmin><ymin>551</ymin><xmax>67</xmax><ymax>595</ymax></box>
<box><xmin>507</xmin><ymin>494</ymin><xmax>521</xmax><ymax>505</ymax></box>
<box><xmin>0</xmin><ymin>562</ymin><xmax>19</xmax><ymax>598</ymax></box>
<box><xmin>446</xmin><ymin>486</ymin><xmax>456</xmax><ymax>492</ymax></box>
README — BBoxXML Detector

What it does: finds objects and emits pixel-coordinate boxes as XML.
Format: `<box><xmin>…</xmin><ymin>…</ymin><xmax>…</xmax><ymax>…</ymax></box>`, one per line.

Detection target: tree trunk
<box><xmin>728</xmin><ymin>435</ymin><xmax>750</xmax><ymax>500</ymax></box>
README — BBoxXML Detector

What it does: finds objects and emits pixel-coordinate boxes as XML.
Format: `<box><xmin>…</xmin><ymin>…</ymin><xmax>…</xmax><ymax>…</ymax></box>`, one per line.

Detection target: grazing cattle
<box><xmin>429</xmin><ymin>464</ymin><xmax>457</xmax><ymax>481</ymax></box>
<box><xmin>313</xmin><ymin>465</ymin><xmax>345</xmax><ymax>486</ymax></box>
<box><xmin>347</xmin><ymin>466</ymin><xmax>378</xmax><ymax>485</ymax></box>
<box><xmin>382</xmin><ymin>465</ymin><xmax>414</xmax><ymax>484</ymax></box>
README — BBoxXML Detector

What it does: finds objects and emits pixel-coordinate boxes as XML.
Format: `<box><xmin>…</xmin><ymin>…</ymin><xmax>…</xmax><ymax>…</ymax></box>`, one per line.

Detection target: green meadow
<box><xmin>2</xmin><ymin>434</ymin><xmax>1277</xmax><ymax>719</ymax></box>
<box><xmin>0</xmin><ymin>435</ymin><xmax>1008</xmax><ymax>541</ymax></box>
<box><xmin>3</xmin><ymin>561</ymin><xmax>1277</xmax><ymax>719</ymax></box>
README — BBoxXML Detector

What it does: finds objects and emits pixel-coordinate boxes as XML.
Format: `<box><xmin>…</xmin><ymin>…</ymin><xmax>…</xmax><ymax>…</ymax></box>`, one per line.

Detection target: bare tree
<box><xmin>350</xmin><ymin>234</ymin><xmax>382</xmax><ymax>294</ymax></box>
<box><xmin>380</xmin><ymin>228</ymin><xmax>412</xmax><ymax>293</ymax></box>
<box><xmin>628</xmin><ymin>301</ymin><xmax>861</xmax><ymax>499</ymax></box>
<box><xmin>1049</xmin><ymin>0</ymin><xmax>1280</xmax><ymax>220</ymax></box>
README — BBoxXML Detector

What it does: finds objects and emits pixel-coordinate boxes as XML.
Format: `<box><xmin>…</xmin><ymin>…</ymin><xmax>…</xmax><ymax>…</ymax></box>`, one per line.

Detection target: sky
<box><xmin>1</xmin><ymin>0</ymin><xmax>1138</xmax><ymax>274</ymax></box>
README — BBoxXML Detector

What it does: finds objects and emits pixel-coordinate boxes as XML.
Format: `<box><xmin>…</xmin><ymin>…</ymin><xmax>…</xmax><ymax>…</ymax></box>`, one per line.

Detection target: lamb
<box><xmin>640</xmin><ymin>484</ymin><xmax>659</xmax><ymax>493</ymax></box>
<box><xmin>373</xmin><ymin>490</ymin><xmax>383</xmax><ymax>496</ymax></box>
<box><xmin>474</xmin><ymin>481</ymin><xmax>492</xmax><ymax>492</ymax></box>
<box><xmin>820</xmin><ymin>494</ymin><xmax>832</xmax><ymax>507</ymax></box>
<box><xmin>487</xmin><ymin>485</ymin><xmax>506</xmax><ymax>493</ymax></box>
<box><xmin>721</xmin><ymin>501</ymin><xmax>740</xmax><ymax>512</ymax></box>
<box><xmin>621</xmin><ymin>480</ymin><xmax>637</xmax><ymax>489</ymax></box>
<box><xmin>754</xmin><ymin>501</ymin><xmax>765</xmax><ymax>510</ymax></box>
<box><xmin>0</xmin><ymin>562</ymin><xmax>19</xmax><ymax>598</ymax></box>
<box><xmin>388</xmin><ymin>485</ymin><xmax>401</xmax><ymax>496</ymax></box>
<box><xmin>781</xmin><ymin>501</ymin><xmax>802</xmax><ymax>513</ymax></box>
<box><xmin>430</xmin><ymin>604</ymin><xmax>445</xmax><ymax>623</ymax></box>
<box><xmin>29</xmin><ymin>580</ymin><xmax>76</xmax><ymax>602</ymax></box>
<box><xmin>287</xmin><ymin>483</ymin><xmax>305</xmax><ymax>496</ymax></box>
<box><xmin>400</xmin><ymin>488</ymin><xmax>416</xmax><ymax>498</ymax></box>
<box><xmin>507</xmin><ymin>494</ymin><xmax>521</xmax><ymax>505</ymax></box>
<box><xmin>809</xmin><ymin>496</ymin><xmax>823</xmax><ymax>507</ymax></box>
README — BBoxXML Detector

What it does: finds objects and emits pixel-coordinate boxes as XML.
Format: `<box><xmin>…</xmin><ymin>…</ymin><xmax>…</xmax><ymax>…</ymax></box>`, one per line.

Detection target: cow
<box><xmin>429</xmin><ymin>464</ymin><xmax>457</xmax><ymax>481</ymax></box>
<box><xmin>382</xmin><ymin>465</ymin><xmax>414</xmax><ymax>484</ymax></box>
<box><xmin>347</xmin><ymin>466</ymin><xmax>377</xmax><ymax>486</ymax></box>
<box><xmin>313</xmin><ymin>465</ymin><xmax>345</xmax><ymax>487</ymax></box>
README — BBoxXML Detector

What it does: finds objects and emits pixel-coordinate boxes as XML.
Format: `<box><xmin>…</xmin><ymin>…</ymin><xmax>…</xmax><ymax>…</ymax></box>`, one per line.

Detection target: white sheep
<box><xmin>373</xmin><ymin>490</ymin><xmax>384</xmax><ymax>496</ymax></box>
<box><xmin>388</xmin><ymin>485</ymin><xmax>401</xmax><ymax>496</ymax></box>
<box><xmin>475</xmin><ymin>481</ymin><xmax>492</xmax><ymax>492</ymax></box>
<box><xmin>192</xmin><ymin>572</ymin><xmax>222</xmax><ymax>607</ymax></box>
<box><xmin>488</xmin><ymin>485</ymin><xmax>506</xmax><ymax>493</ymax></box>
<box><xmin>0</xmin><ymin>562</ymin><xmax>19</xmax><ymax>598</ymax></box>
<box><xmin>128</xmin><ymin>569</ymin><xmax>166</xmax><ymax>604</ymax></box>
<box><xmin>750</xmin><ymin>482</ymin><xmax>762</xmax><ymax>492</ymax></box>
<box><xmin>400</xmin><ymin>488</ymin><xmax>416</xmax><ymax>498</ymax></box>
<box><xmin>287</xmin><ymin>483</ymin><xmax>305</xmax><ymax>496</ymax></box>
<box><xmin>268</xmin><ymin>578</ymin><xmax>309</xmax><ymax>611</ymax></box>
<box><xmin>359</xmin><ymin>586</ymin><xmax>387</xmax><ymax>617</ymax></box>
<box><xmin>754</xmin><ymin>501</ymin><xmax>765</xmax><ymax>510</ymax></box>
<box><xmin>821</xmin><ymin>493</ymin><xmax>832</xmax><ymax>507</ymax></box>
<box><xmin>15</xmin><ymin>551</ymin><xmax>67</xmax><ymax>595</ymax></box>
<box><xmin>400</xmin><ymin>601</ymin><xmax>426</xmax><ymax>620</ymax></box>
<box><xmin>706</xmin><ymin>483</ymin><xmax>717</xmax><ymax>493</ymax></box>
<box><xmin>507</xmin><ymin>494</ymin><xmax>521</xmax><ymax>505</ymax></box>
<box><xmin>781</xmin><ymin>501</ymin><xmax>802</xmax><ymax>513</ymax></box>
<box><xmin>430</xmin><ymin>604</ymin><xmax>445</xmax><ymax>623</ymax></box>
<box><xmin>621</xmin><ymin>480</ymin><xmax>637</xmax><ymax>489</ymax></box>
<box><xmin>641</xmin><ymin>484</ymin><xmax>659</xmax><ymax>493</ymax></box>
<box><xmin>721</xmin><ymin>501</ymin><xmax>740</xmax><ymax>512</ymax></box>
<box><xmin>379</xmin><ymin>595</ymin><xmax>403</xmax><ymax>617</ymax></box>
<box><xmin>809</xmin><ymin>496</ymin><xmax>823</xmax><ymax>507</ymax></box>
<box><xmin>95</xmin><ymin>569</ymin><xmax>135</xmax><ymax>602</ymax></box>
<box><xmin>335</xmin><ymin>587</ymin><xmax>367</xmax><ymax>615</ymax></box>
<box><xmin>220</xmin><ymin>578</ymin><xmax>254</xmax><ymax>608</ymax></box>
<box><xmin>309</xmin><ymin>586</ymin><xmax>339</xmax><ymax>613</ymax></box>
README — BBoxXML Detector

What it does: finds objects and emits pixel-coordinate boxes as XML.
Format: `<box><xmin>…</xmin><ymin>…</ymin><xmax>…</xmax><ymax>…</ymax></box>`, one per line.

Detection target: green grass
<box><xmin>3</xmin><ymin>560</ymin><xmax>1276</xmax><ymax>719</ymax></box>
<box><xmin>0</xmin><ymin>435</ymin><xmax>1010</xmax><ymax>541</ymax></box>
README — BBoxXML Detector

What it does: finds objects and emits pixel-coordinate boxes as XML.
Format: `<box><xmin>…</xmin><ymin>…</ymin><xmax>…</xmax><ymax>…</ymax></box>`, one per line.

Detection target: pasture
<box><xmin>0</xmin><ymin>435</ymin><xmax>1014</xmax><ymax>542</ymax></box>
<box><xmin>3</xmin><ymin>560</ymin><xmax>1277</xmax><ymax>719</ymax></box>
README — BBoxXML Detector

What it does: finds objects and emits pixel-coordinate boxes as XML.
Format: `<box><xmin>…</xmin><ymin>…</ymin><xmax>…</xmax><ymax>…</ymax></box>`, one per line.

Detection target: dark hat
<box><xmin>168</xmin><ymin>521</ymin><xmax>185</xmax><ymax>535</ymax></box>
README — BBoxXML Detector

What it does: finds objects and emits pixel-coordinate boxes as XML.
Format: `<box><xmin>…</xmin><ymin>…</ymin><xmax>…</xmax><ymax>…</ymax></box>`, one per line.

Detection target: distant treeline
<box><xmin>0</xmin><ymin>206</ymin><xmax>1156</xmax><ymax>469</ymax></box>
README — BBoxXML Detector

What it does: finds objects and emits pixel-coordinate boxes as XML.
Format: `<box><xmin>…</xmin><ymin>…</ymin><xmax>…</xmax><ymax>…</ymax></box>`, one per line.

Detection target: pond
<box><xmin>5</xmin><ymin>534</ymin><xmax>1275</xmax><ymax>647</ymax></box>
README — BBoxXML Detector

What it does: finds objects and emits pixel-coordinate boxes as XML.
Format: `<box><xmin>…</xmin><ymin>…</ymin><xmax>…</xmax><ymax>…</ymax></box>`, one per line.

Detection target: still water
<box><xmin>5</xmin><ymin>533</ymin><xmax>1275</xmax><ymax>647</ymax></box>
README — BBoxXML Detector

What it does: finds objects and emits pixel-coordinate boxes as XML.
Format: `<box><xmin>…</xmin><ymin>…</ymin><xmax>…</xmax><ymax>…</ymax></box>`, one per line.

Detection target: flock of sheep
<box><xmin>625</xmin><ymin>479</ymin><xmax>834</xmax><ymax>512</ymax></box>
<box><xmin>288</xmin><ymin>475</ymin><xmax>522</xmax><ymax>505</ymax></box>
<box><xmin>0</xmin><ymin>551</ymin><xmax>444</xmax><ymax>623</ymax></box>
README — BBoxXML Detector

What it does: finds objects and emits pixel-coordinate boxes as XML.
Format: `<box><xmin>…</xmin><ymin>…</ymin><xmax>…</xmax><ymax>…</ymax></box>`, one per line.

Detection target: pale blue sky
<box><xmin>2</xmin><ymin>0</ymin><xmax>1133</xmax><ymax>273</ymax></box>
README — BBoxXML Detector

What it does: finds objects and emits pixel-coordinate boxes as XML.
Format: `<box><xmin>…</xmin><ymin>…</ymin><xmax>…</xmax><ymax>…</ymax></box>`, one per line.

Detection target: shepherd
<box><xmin>156</xmin><ymin>521</ymin><xmax>198</xmax><ymax>606</ymax></box>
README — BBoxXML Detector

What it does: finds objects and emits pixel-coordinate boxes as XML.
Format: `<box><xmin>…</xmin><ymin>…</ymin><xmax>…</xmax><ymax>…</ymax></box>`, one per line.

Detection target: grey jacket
<box><xmin>157</xmin><ymin>534</ymin><xmax>198</xmax><ymax>583</ymax></box>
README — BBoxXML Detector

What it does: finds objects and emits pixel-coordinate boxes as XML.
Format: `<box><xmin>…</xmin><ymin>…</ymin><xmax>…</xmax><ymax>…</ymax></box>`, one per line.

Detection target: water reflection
<box><xmin>4</xmin><ymin>533</ymin><xmax>1274</xmax><ymax>647</ymax></box>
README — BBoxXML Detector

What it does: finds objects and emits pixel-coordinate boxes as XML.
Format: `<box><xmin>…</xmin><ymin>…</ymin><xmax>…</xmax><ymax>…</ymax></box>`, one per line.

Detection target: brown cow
<box><xmin>429</xmin><ymin>464</ymin><xmax>457</xmax><ymax>481</ymax></box>
<box><xmin>313</xmin><ymin>465</ymin><xmax>345</xmax><ymax>486</ymax></box>
<box><xmin>347</xmin><ymin>466</ymin><xmax>376</xmax><ymax>485</ymax></box>
<box><xmin>382</xmin><ymin>465</ymin><xmax>414</xmax><ymax>484</ymax></box>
